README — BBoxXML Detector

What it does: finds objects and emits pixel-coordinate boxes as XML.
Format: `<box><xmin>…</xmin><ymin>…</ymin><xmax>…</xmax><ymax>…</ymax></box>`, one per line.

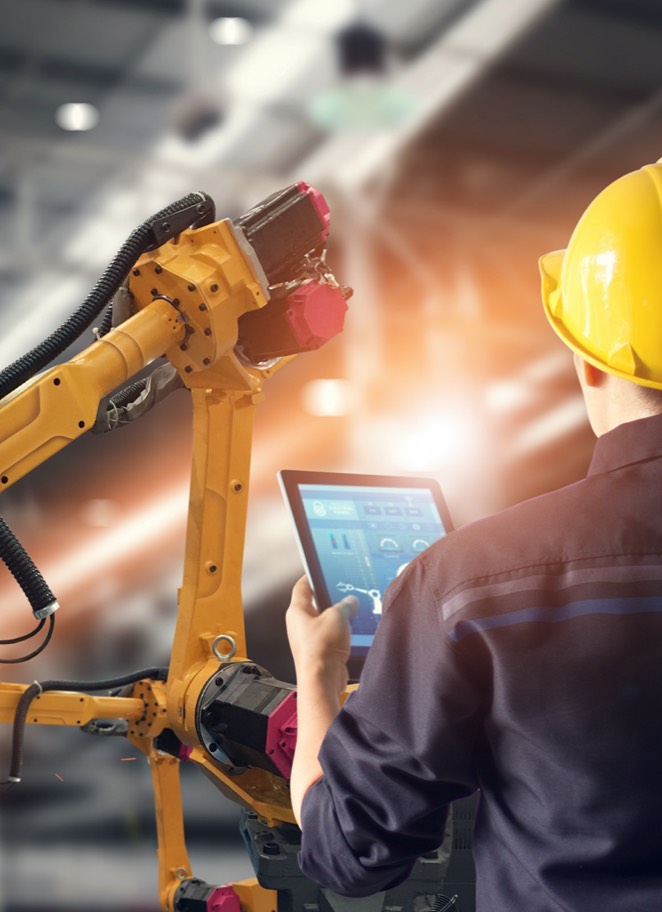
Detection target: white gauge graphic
<box><xmin>379</xmin><ymin>537</ymin><xmax>401</xmax><ymax>551</ymax></box>
<box><xmin>411</xmin><ymin>538</ymin><xmax>431</xmax><ymax>552</ymax></box>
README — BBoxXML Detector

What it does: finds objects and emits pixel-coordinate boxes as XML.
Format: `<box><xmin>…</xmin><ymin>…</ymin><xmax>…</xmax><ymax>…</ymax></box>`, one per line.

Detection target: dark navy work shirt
<box><xmin>299</xmin><ymin>412</ymin><xmax>662</xmax><ymax>911</ymax></box>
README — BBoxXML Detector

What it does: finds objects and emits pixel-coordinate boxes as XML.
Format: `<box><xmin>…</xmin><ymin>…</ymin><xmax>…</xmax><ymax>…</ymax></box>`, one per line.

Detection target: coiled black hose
<box><xmin>0</xmin><ymin>191</ymin><xmax>213</xmax><ymax>401</ymax></box>
<box><xmin>0</xmin><ymin>515</ymin><xmax>57</xmax><ymax>619</ymax></box>
<box><xmin>97</xmin><ymin>304</ymin><xmax>114</xmax><ymax>338</ymax></box>
<box><xmin>1</xmin><ymin>665</ymin><xmax>168</xmax><ymax>785</ymax></box>
<box><xmin>107</xmin><ymin>377</ymin><xmax>148</xmax><ymax>410</ymax></box>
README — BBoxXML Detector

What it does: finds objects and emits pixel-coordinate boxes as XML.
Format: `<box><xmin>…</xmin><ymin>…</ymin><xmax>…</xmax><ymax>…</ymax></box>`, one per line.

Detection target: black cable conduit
<box><xmin>108</xmin><ymin>378</ymin><xmax>149</xmax><ymax>410</ymax></box>
<box><xmin>0</xmin><ymin>191</ymin><xmax>213</xmax><ymax>401</ymax></box>
<box><xmin>0</xmin><ymin>516</ymin><xmax>57</xmax><ymax>619</ymax></box>
<box><xmin>1</xmin><ymin>666</ymin><xmax>168</xmax><ymax>785</ymax></box>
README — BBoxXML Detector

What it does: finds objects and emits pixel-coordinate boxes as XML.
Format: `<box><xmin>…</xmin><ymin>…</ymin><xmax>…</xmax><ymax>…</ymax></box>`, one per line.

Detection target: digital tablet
<box><xmin>279</xmin><ymin>470</ymin><xmax>454</xmax><ymax>679</ymax></box>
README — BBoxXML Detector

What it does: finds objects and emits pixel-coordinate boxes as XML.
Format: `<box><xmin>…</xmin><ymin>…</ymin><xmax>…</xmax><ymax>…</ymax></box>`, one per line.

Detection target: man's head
<box><xmin>539</xmin><ymin>161</ymin><xmax>662</xmax><ymax>434</ymax></box>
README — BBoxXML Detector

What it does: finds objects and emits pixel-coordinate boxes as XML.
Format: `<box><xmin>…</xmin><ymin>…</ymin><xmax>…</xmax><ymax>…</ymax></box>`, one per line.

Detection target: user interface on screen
<box><xmin>282</xmin><ymin>473</ymin><xmax>452</xmax><ymax>667</ymax></box>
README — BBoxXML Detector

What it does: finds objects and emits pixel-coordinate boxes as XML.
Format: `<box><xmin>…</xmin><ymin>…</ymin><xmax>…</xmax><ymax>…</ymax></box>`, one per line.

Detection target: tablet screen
<box><xmin>279</xmin><ymin>471</ymin><xmax>453</xmax><ymax>678</ymax></box>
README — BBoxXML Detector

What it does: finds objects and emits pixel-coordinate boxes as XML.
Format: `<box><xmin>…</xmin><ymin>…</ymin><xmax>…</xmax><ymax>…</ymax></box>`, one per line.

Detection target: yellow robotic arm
<box><xmin>0</xmin><ymin>183</ymin><xmax>350</xmax><ymax>912</ymax></box>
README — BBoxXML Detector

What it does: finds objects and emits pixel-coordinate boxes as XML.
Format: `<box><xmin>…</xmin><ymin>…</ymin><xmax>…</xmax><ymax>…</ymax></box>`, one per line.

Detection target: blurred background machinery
<box><xmin>1</xmin><ymin>0</ymin><xmax>662</xmax><ymax>909</ymax></box>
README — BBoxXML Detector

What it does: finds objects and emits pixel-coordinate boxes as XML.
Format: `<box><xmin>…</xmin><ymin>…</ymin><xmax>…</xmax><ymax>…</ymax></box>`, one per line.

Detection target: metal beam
<box><xmin>294</xmin><ymin>0</ymin><xmax>563</xmax><ymax>190</ymax></box>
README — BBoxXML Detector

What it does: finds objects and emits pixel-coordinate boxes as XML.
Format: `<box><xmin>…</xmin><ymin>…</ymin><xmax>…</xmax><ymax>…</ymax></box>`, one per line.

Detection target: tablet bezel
<box><xmin>279</xmin><ymin>469</ymin><xmax>454</xmax><ymax>679</ymax></box>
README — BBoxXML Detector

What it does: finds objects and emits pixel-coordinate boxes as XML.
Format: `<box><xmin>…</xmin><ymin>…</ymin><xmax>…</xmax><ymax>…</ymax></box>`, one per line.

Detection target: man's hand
<box><xmin>286</xmin><ymin>576</ymin><xmax>359</xmax><ymax>694</ymax></box>
<box><xmin>285</xmin><ymin>576</ymin><xmax>359</xmax><ymax>823</ymax></box>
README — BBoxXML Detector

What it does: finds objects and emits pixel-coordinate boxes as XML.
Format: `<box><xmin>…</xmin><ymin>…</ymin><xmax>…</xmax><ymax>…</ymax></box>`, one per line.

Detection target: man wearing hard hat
<box><xmin>287</xmin><ymin>162</ymin><xmax>662</xmax><ymax>912</ymax></box>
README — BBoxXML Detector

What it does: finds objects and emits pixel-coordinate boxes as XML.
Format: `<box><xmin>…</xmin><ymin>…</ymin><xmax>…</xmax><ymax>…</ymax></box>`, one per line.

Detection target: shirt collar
<box><xmin>588</xmin><ymin>411</ymin><xmax>662</xmax><ymax>476</ymax></box>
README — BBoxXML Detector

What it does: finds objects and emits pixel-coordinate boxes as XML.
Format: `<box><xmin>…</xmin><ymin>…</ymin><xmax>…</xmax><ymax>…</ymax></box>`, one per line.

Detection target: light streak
<box><xmin>0</xmin><ymin>482</ymin><xmax>190</xmax><ymax>628</ymax></box>
<box><xmin>510</xmin><ymin>396</ymin><xmax>588</xmax><ymax>456</ymax></box>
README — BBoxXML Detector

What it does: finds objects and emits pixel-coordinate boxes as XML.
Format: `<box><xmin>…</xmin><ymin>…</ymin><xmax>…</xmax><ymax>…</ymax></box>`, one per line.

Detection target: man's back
<box><xmin>446</xmin><ymin>411</ymin><xmax>662</xmax><ymax>909</ymax></box>
<box><xmin>299</xmin><ymin>411</ymin><xmax>662</xmax><ymax>910</ymax></box>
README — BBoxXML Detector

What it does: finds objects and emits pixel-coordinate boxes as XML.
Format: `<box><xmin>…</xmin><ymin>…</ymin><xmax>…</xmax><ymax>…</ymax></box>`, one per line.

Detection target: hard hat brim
<box><xmin>539</xmin><ymin>248</ymin><xmax>662</xmax><ymax>390</ymax></box>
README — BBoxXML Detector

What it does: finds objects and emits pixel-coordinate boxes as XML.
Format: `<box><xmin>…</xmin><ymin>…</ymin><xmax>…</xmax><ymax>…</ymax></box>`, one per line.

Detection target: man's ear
<box><xmin>574</xmin><ymin>355</ymin><xmax>605</xmax><ymax>388</ymax></box>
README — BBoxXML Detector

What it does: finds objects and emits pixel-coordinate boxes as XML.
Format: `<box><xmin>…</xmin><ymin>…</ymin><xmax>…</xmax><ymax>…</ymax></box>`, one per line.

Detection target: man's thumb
<box><xmin>338</xmin><ymin>595</ymin><xmax>360</xmax><ymax>620</ymax></box>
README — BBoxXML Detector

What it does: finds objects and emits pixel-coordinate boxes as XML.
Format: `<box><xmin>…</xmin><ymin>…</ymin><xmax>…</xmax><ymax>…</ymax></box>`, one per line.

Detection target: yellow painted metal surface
<box><xmin>130</xmin><ymin>218</ymin><xmax>268</xmax><ymax>377</ymax></box>
<box><xmin>233</xmin><ymin>878</ymin><xmax>278</xmax><ymax>912</ymax></box>
<box><xmin>0</xmin><ymin>683</ymin><xmax>145</xmax><ymax>726</ymax></box>
<box><xmin>0</xmin><ymin>298</ymin><xmax>185</xmax><ymax>489</ymax></box>
<box><xmin>0</xmin><ymin>214</ymin><xmax>307</xmax><ymax>910</ymax></box>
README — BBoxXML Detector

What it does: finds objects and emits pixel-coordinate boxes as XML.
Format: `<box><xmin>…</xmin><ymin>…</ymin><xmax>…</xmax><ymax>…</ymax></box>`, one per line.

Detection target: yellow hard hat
<box><xmin>539</xmin><ymin>161</ymin><xmax>662</xmax><ymax>389</ymax></box>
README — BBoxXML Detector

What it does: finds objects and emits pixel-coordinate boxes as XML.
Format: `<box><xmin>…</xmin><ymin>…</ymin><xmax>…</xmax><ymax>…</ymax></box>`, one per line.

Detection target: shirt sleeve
<box><xmin>298</xmin><ymin>551</ymin><xmax>484</xmax><ymax>897</ymax></box>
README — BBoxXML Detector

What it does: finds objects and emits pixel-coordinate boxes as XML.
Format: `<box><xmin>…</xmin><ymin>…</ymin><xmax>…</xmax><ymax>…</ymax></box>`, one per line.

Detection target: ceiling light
<box><xmin>308</xmin><ymin>80</ymin><xmax>414</xmax><ymax>132</ymax></box>
<box><xmin>381</xmin><ymin>405</ymin><xmax>482</xmax><ymax>474</ymax></box>
<box><xmin>209</xmin><ymin>17</ymin><xmax>253</xmax><ymax>46</ymax></box>
<box><xmin>80</xmin><ymin>499</ymin><xmax>120</xmax><ymax>529</ymax></box>
<box><xmin>285</xmin><ymin>0</ymin><xmax>355</xmax><ymax>30</ymax></box>
<box><xmin>302</xmin><ymin>379</ymin><xmax>358</xmax><ymax>416</ymax></box>
<box><xmin>55</xmin><ymin>102</ymin><xmax>99</xmax><ymax>132</ymax></box>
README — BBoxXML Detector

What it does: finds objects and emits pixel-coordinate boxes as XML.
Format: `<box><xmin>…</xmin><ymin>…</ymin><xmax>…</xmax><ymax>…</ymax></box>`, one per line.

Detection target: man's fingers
<box><xmin>289</xmin><ymin>577</ymin><xmax>360</xmax><ymax>632</ymax></box>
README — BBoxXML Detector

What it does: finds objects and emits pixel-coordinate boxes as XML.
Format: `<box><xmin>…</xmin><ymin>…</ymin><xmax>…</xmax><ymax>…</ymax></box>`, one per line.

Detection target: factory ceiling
<box><xmin>0</xmin><ymin>0</ymin><xmax>661</xmax><ymax>586</ymax></box>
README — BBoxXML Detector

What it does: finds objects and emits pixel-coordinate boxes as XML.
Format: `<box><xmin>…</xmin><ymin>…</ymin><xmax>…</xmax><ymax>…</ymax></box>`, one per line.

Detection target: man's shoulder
<box><xmin>418</xmin><ymin>476</ymin><xmax>588</xmax><ymax>603</ymax></box>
